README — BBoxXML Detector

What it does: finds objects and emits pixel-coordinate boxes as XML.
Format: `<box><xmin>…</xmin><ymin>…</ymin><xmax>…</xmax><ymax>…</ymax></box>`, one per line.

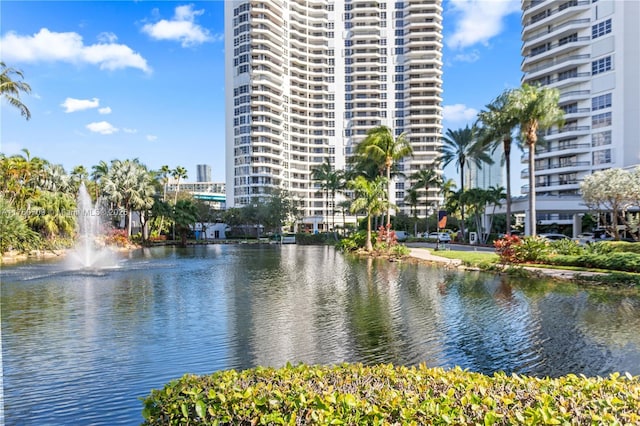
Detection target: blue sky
<box><xmin>1</xmin><ymin>0</ymin><xmax>523</xmax><ymax>186</ymax></box>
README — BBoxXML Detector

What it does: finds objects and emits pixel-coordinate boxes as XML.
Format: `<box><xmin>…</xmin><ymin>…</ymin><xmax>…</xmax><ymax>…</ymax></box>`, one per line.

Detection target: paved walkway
<box><xmin>408</xmin><ymin>247</ymin><xmax>610</xmax><ymax>281</ymax></box>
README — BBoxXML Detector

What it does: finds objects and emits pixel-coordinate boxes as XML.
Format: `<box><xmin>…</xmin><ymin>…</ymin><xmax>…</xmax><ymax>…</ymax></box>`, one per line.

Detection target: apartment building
<box><xmin>224</xmin><ymin>0</ymin><xmax>443</xmax><ymax>230</ymax></box>
<box><xmin>520</xmin><ymin>0</ymin><xmax>640</xmax><ymax>229</ymax></box>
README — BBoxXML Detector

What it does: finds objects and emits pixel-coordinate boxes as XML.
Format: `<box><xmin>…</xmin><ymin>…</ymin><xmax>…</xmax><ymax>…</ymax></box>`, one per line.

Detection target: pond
<box><xmin>2</xmin><ymin>245</ymin><xmax>640</xmax><ymax>424</ymax></box>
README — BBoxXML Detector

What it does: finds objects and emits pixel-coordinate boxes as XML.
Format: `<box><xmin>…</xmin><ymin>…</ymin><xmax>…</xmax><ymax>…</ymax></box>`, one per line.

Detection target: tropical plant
<box><xmin>26</xmin><ymin>191</ymin><xmax>76</xmax><ymax>241</ymax></box>
<box><xmin>173</xmin><ymin>199</ymin><xmax>198</xmax><ymax>247</ymax></box>
<box><xmin>440</xmin><ymin>125</ymin><xmax>493</xmax><ymax>242</ymax></box>
<box><xmin>410</xmin><ymin>166</ymin><xmax>442</xmax><ymax>235</ymax></box>
<box><xmin>508</xmin><ymin>84</ymin><xmax>564</xmax><ymax>236</ymax></box>
<box><xmin>355</xmin><ymin>125</ymin><xmax>413</xmax><ymax>227</ymax></box>
<box><xmin>404</xmin><ymin>187</ymin><xmax>419</xmax><ymax>236</ymax></box>
<box><xmin>0</xmin><ymin>195</ymin><xmax>40</xmax><ymax>254</ymax></box>
<box><xmin>349</xmin><ymin>175</ymin><xmax>390</xmax><ymax>251</ymax></box>
<box><xmin>1</xmin><ymin>62</ymin><xmax>32</xmax><ymax>120</ymax></box>
<box><xmin>311</xmin><ymin>159</ymin><xmax>344</xmax><ymax>232</ymax></box>
<box><xmin>171</xmin><ymin>166</ymin><xmax>188</xmax><ymax>205</ymax></box>
<box><xmin>91</xmin><ymin>160</ymin><xmax>109</xmax><ymax>200</ymax></box>
<box><xmin>477</xmin><ymin>90</ymin><xmax>519</xmax><ymax>235</ymax></box>
<box><xmin>102</xmin><ymin>159</ymin><xmax>156</xmax><ymax>236</ymax></box>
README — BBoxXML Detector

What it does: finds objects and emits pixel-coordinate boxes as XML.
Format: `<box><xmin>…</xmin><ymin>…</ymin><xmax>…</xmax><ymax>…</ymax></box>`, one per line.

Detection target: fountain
<box><xmin>65</xmin><ymin>183</ymin><xmax>118</xmax><ymax>269</ymax></box>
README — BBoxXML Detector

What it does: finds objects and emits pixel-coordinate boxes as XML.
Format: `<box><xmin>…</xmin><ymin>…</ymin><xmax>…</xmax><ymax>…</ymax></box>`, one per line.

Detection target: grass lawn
<box><xmin>431</xmin><ymin>249</ymin><xmax>499</xmax><ymax>265</ymax></box>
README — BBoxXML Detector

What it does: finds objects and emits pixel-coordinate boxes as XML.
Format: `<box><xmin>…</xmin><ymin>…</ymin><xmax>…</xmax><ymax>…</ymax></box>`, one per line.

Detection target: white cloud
<box><xmin>142</xmin><ymin>4</ymin><xmax>214</xmax><ymax>47</ymax></box>
<box><xmin>123</xmin><ymin>128</ymin><xmax>138</xmax><ymax>134</ymax></box>
<box><xmin>97</xmin><ymin>32</ymin><xmax>118</xmax><ymax>43</ymax></box>
<box><xmin>443</xmin><ymin>104</ymin><xmax>478</xmax><ymax>124</ymax></box>
<box><xmin>446</xmin><ymin>0</ymin><xmax>520</xmax><ymax>49</ymax></box>
<box><xmin>452</xmin><ymin>50</ymin><xmax>481</xmax><ymax>63</ymax></box>
<box><xmin>61</xmin><ymin>97</ymin><xmax>99</xmax><ymax>113</ymax></box>
<box><xmin>86</xmin><ymin>121</ymin><xmax>118</xmax><ymax>135</ymax></box>
<box><xmin>98</xmin><ymin>107</ymin><xmax>112</xmax><ymax>115</ymax></box>
<box><xmin>0</xmin><ymin>28</ymin><xmax>151</xmax><ymax>73</ymax></box>
<box><xmin>146</xmin><ymin>134</ymin><xmax>158</xmax><ymax>142</ymax></box>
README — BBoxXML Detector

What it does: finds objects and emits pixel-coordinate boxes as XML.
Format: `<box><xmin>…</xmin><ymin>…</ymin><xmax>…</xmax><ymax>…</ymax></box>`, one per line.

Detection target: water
<box><xmin>2</xmin><ymin>245</ymin><xmax>640</xmax><ymax>424</ymax></box>
<box><xmin>65</xmin><ymin>183</ymin><xmax>118</xmax><ymax>269</ymax></box>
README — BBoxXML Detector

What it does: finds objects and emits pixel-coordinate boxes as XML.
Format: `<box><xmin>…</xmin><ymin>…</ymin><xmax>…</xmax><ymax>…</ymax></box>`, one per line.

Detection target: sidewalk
<box><xmin>408</xmin><ymin>247</ymin><xmax>610</xmax><ymax>281</ymax></box>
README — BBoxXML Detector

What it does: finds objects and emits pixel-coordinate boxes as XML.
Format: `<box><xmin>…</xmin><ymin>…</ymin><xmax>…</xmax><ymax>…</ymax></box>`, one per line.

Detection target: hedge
<box><xmin>546</xmin><ymin>252</ymin><xmax>640</xmax><ymax>273</ymax></box>
<box><xmin>141</xmin><ymin>363</ymin><xmax>640</xmax><ymax>425</ymax></box>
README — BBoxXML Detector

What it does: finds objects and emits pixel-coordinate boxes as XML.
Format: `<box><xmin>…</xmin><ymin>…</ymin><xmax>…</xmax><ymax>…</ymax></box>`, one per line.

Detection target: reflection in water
<box><xmin>2</xmin><ymin>245</ymin><xmax>640</xmax><ymax>424</ymax></box>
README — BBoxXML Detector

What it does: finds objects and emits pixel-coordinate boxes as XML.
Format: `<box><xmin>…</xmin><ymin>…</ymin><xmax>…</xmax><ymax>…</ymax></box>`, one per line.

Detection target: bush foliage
<box><xmin>141</xmin><ymin>363</ymin><xmax>640</xmax><ymax>425</ymax></box>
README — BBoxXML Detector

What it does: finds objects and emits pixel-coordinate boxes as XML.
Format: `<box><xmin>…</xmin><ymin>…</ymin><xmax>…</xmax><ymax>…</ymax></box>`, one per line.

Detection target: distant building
<box><xmin>466</xmin><ymin>144</ymin><xmax>504</xmax><ymax>191</ymax></box>
<box><xmin>167</xmin><ymin>180</ymin><xmax>226</xmax><ymax>210</ymax></box>
<box><xmin>196</xmin><ymin>164</ymin><xmax>212</xmax><ymax>183</ymax></box>
<box><xmin>515</xmin><ymin>0</ymin><xmax>640</xmax><ymax>235</ymax></box>
<box><xmin>224</xmin><ymin>0</ymin><xmax>444</xmax><ymax>230</ymax></box>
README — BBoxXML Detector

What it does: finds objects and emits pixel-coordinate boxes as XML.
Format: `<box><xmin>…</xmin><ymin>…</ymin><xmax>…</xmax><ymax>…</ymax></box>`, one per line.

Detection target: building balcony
<box><xmin>523</xmin><ymin>54</ymin><xmax>589</xmax><ymax>77</ymax></box>
<box><xmin>522</xmin><ymin>18</ymin><xmax>590</xmax><ymax>46</ymax></box>
<box><xmin>523</xmin><ymin>1</ymin><xmax>591</xmax><ymax>30</ymax></box>
<box><xmin>522</xmin><ymin>36</ymin><xmax>590</xmax><ymax>66</ymax></box>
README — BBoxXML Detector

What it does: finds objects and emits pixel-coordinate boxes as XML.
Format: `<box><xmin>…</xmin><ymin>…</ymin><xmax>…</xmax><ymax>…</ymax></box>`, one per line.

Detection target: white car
<box><xmin>539</xmin><ymin>233</ymin><xmax>569</xmax><ymax>241</ymax></box>
<box><xmin>428</xmin><ymin>232</ymin><xmax>451</xmax><ymax>242</ymax></box>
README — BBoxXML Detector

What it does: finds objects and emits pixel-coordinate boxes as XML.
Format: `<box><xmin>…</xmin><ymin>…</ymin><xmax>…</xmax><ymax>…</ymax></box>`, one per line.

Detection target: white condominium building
<box><xmin>520</xmin><ymin>0</ymin><xmax>640</xmax><ymax>225</ymax></box>
<box><xmin>224</xmin><ymin>0</ymin><xmax>443</xmax><ymax>229</ymax></box>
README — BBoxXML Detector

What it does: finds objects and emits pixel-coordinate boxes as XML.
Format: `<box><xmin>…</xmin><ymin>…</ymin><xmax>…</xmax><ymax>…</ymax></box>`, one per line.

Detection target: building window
<box><xmin>592</xmin><ymin>19</ymin><xmax>612</xmax><ymax>39</ymax></box>
<box><xmin>592</xmin><ymin>56</ymin><xmax>611</xmax><ymax>75</ymax></box>
<box><xmin>395</xmin><ymin>182</ymin><xmax>405</xmax><ymax>190</ymax></box>
<box><xmin>592</xmin><ymin>130</ymin><xmax>611</xmax><ymax>147</ymax></box>
<box><xmin>592</xmin><ymin>112</ymin><xmax>611</xmax><ymax>129</ymax></box>
<box><xmin>593</xmin><ymin>149</ymin><xmax>611</xmax><ymax>165</ymax></box>
<box><xmin>591</xmin><ymin>93</ymin><xmax>611</xmax><ymax>111</ymax></box>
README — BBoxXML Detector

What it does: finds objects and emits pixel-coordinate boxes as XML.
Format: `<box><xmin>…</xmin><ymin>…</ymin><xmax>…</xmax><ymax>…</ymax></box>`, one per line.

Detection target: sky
<box><xmin>1</xmin><ymin>0</ymin><xmax>524</xmax><ymax>188</ymax></box>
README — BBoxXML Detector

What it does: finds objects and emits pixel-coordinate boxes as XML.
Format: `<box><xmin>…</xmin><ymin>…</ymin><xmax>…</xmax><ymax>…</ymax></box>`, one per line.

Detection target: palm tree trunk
<box><xmin>365</xmin><ymin>215</ymin><xmax>373</xmax><ymax>251</ymax></box>
<box><xmin>528</xmin><ymin>143</ymin><xmax>536</xmax><ymax>236</ymax></box>
<box><xmin>504</xmin><ymin>139</ymin><xmax>512</xmax><ymax>235</ymax></box>
<box><xmin>386</xmin><ymin>164</ymin><xmax>392</xmax><ymax>227</ymax></box>
<box><xmin>459</xmin><ymin>163</ymin><xmax>466</xmax><ymax>242</ymax></box>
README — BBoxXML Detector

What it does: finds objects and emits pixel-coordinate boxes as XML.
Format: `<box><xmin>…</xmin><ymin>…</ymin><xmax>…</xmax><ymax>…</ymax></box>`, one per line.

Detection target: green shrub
<box><xmin>513</xmin><ymin>236</ymin><xmax>550</xmax><ymax>263</ymax></box>
<box><xmin>549</xmin><ymin>238</ymin><xmax>583</xmax><ymax>256</ymax></box>
<box><xmin>295</xmin><ymin>233</ymin><xmax>330</xmax><ymax>245</ymax></box>
<box><xmin>141</xmin><ymin>363</ymin><xmax>640</xmax><ymax>425</ymax></box>
<box><xmin>606</xmin><ymin>241</ymin><xmax>640</xmax><ymax>254</ymax></box>
<box><xmin>585</xmin><ymin>241</ymin><xmax>615</xmax><ymax>255</ymax></box>
<box><xmin>576</xmin><ymin>252</ymin><xmax>640</xmax><ymax>273</ymax></box>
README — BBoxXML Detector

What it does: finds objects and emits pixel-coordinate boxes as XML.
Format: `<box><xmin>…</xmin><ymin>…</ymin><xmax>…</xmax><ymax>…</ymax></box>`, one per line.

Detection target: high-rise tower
<box><xmin>225</xmin><ymin>0</ymin><xmax>443</xmax><ymax>229</ymax></box>
<box><xmin>520</xmin><ymin>0</ymin><xmax>640</xmax><ymax>226</ymax></box>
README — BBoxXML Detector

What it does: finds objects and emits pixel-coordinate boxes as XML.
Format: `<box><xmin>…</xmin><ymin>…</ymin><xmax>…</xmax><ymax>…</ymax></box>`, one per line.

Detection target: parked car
<box><xmin>428</xmin><ymin>232</ymin><xmax>451</xmax><ymax>242</ymax></box>
<box><xmin>394</xmin><ymin>231</ymin><xmax>409</xmax><ymax>242</ymax></box>
<box><xmin>539</xmin><ymin>233</ymin><xmax>569</xmax><ymax>241</ymax></box>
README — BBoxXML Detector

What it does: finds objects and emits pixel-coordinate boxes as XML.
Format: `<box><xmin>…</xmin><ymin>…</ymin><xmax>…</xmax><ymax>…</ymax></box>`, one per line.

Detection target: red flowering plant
<box><xmin>375</xmin><ymin>224</ymin><xmax>398</xmax><ymax>253</ymax></box>
<box><xmin>494</xmin><ymin>234</ymin><xmax>522</xmax><ymax>264</ymax></box>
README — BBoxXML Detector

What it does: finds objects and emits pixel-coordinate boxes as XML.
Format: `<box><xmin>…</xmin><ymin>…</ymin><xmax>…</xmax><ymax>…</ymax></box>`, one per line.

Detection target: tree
<box><xmin>70</xmin><ymin>165</ymin><xmax>88</xmax><ymax>194</ymax></box>
<box><xmin>508</xmin><ymin>84</ymin><xmax>564</xmax><ymax>236</ymax></box>
<box><xmin>349</xmin><ymin>175</ymin><xmax>390</xmax><ymax>251</ymax></box>
<box><xmin>26</xmin><ymin>191</ymin><xmax>76</xmax><ymax>241</ymax></box>
<box><xmin>440</xmin><ymin>125</ymin><xmax>493</xmax><ymax>241</ymax></box>
<box><xmin>1</xmin><ymin>62</ymin><xmax>32</xmax><ymax>120</ymax></box>
<box><xmin>355</xmin><ymin>125</ymin><xmax>413</xmax><ymax>227</ymax></box>
<box><xmin>102</xmin><ymin>159</ymin><xmax>155</xmax><ymax>236</ymax></box>
<box><xmin>91</xmin><ymin>160</ymin><xmax>109</xmax><ymax>201</ymax></box>
<box><xmin>477</xmin><ymin>90</ymin><xmax>519</xmax><ymax>235</ymax></box>
<box><xmin>581</xmin><ymin>167</ymin><xmax>640</xmax><ymax>240</ymax></box>
<box><xmin>410</xmin><ymin>166</ymin><xmax>443</xmax><ymax>235</ymax></box>
<box><xmin>404</xmin><ymin>188</ymin><xmax>419</xmax><ymax>237</ymax></box>
<box><xmin>0</xmin><ymin>195</ymin><xmax>40</xmax><ymax>254</ymax></box>
<box><xmin>173</xmin><ymin>199</ymin><xmax>197</xmax><ymax>247</ymax></box>
<box><xmin>171</xmin><ymin>166</ymin><xmax>188</xmax><ymax>205</ymax></box>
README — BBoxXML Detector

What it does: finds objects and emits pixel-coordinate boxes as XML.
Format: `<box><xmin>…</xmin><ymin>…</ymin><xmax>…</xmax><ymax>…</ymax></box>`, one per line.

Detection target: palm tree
<box><xmin>91</xmin><ymin>160</ymin><xmax>109</xmax><ymax>200</ymax></box>
<box><xmin>311</xmin><ymin>159</ymin><xmax>345</xmax><ymax>232</ymax></box>
<box><xmin>349</xmin><ymin>175</ymin><xmax>390</xmax><ymax>252</ymax></box>
<box><xmin>404</xmin><ymin>188</ymin><xmax>419</xmax><ymax>237</ymax></box>
<box><xmin>26</xmin><ymin>191</ymin><xmax>76</xmax><ymax>241</ymax></box>
<box><xmin>440</xmin><ymin>125</ymin><xmax>493</xmax><ymax>242</ymax></box>
<box><xmin>70</xmin><ymin>165</ymin><xmax>88</xmax><ymax>194</ymax></box>
<box><xmin>1</xmin><ymin>62</ymin><xmax>32</xmax><ymax>120</ymax></box>
<box><xmin>410</xmin><ymin>166</ymin><xmax>443</xmax><ymax>235</ymax></box>
<box><xmin>508</xmin><ymin>84</ymin><xmax>564</xmax><ymax>236</ymax></box>
<box><xmin>173</xmin><ymin>199</ymin><xmax>198</xmax><ymax>248</ymax></box>
<box><xmin>355</xmin><ymin>125</ymin><xmax>413</xmax><ymax>227</ymax></box>
<box><xmin>159</xmin><ymin>165</ymin><xmax>171</xmax><ymax>201</ymax></box>
<box><xmin>171</xmin><ymin>166</ymin><xmax>188</xmax><ymax>205</ymax></box>
<box><xmin>477</xmin><ymin>90</ymin><xmax>519</xmax><ymax>235</ymax></box>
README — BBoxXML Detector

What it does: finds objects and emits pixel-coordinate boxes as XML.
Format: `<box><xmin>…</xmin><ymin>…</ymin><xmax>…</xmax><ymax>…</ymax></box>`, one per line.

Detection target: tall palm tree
<box><xmin>477</xmin><ymin>90</ymin><xmax>519</xmax><ymax>235</ymax></box>
<box><xmin>440</xmin><ymin>125</ymin><xmax>493</xmax><ymax>241</ymax></box>
<box><xmin>159</xmin><ymin>165</ymin><xmax>171</xmax><ymax>201</ymax></box>
<box><xmin>349</xmin><ymin>175</ymin><xmax>390</xmax><ymax>252</ymax></box>
<box><xmin>91</xmin><ymin>160</ymin><xmax>109</xmax><ymax>200</ymax></box>
<box><xmin>355</xmin><ymin>125</ymin><xmax>413</xmax><ymax>227</ymax></box>
<box><xmin>410</xmin><ymin>166</ymin><xmax>443</xmax><ymax>234</ymax></box>
<box><xmin>508</xmin><ymin>84</ymin><xmax>564</xmax><ymax>236</ymax></box>
<box><xmin>171</xmin><ymin>166</ymin><xmax>188</xmax><ymax>205</ymax></box>
<box><xmin>404</xmin><ymin>188</ymin><xmax>419</xmax><ymax>236</ymax></box>
<box><xmin>1</xmin><ymin>62</ymin><xmax>32</xmax><ymax>120</ymax></box>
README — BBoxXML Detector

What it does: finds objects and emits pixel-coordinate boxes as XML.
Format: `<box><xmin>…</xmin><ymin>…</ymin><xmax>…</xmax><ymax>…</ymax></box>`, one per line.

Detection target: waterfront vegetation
<box><xmin>141</xmin><ymin>363</ymin><xmax>640</xmax><ymax>425</ymax></box>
